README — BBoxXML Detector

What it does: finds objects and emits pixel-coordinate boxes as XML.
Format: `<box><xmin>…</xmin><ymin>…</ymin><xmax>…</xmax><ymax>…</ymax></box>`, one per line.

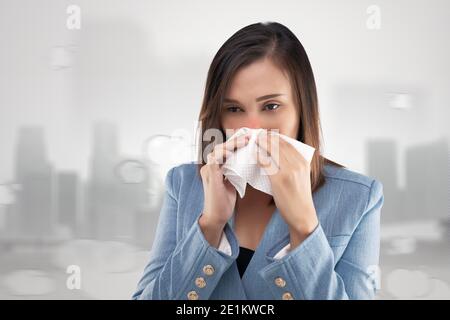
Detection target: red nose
<box><xmin>246</xmin><ymin>117</ymin><xmax>261</xmax><ymax>129</ymax></box>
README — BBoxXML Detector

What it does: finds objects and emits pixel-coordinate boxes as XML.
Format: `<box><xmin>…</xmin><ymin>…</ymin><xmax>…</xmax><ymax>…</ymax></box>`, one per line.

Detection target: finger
<box><xmin>256</xmin><ymin>130</ymin><xmax>280</xmax><ymax>167</ymax></box>
<box><xmin>223</xmin><ymin>132</ymin><xmax>251</xmax><ymax>152</ymax></box>
<box><xmin>207</xmin><ymin>147</ymin><xmax>233</xmax><ymax>166</ymax></box>
<box><xmin>221</xmin><ymin>134</ymin><xmax>250</xmax><ymax>165</ymax></box>
<box><xmin>256</xmin><ymin>144</ymin><xmax>271</xmax><ymax>168</ymax></box>
<box><xmin>207</xmin><ymin>133</ymin><xmax>250</xmax><ymax>166</ymax></box>
<box><xmin>256</xmin><ymin>131</ymin><xmax>279</xmax><ymax>175</ymax></box>
<box><xmin>256</xmin><ymin>145</ymin><xmax>279</xmax><ymax>176</ymax></box>
<box><xmin>276</xmin><ymin>137</ymin><xmax>292</xmax><ymax>169</ymax></box>
<box><xmin>279</xmin><ymin>137</ymin><xmax>310</xmax><ymax>167</ymax></box>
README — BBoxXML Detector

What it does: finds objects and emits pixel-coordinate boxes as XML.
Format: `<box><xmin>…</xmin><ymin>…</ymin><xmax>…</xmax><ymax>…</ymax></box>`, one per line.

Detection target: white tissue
<box><xmin>222</xmin><ymin>127</ymin><xmax>315</xmax><ymax>198</ymax></box>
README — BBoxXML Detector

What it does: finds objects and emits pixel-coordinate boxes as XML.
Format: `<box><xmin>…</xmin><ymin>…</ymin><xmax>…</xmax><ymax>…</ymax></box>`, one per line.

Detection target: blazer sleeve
<box><xmin>132</xmin><ymin>166</ymin><xmax>240</xmax><ymax>300</ymax></box>
<box><xmin>258</xmin><ymin>179</ymin><xmax>384</xmax><ymax>300</ymax></box>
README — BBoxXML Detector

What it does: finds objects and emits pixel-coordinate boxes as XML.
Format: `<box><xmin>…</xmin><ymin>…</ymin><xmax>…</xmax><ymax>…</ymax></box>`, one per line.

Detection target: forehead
<box><xmin>226</xmin><ymin>57</ymin><xmax>292</xmax><ymax>99</ymax></box>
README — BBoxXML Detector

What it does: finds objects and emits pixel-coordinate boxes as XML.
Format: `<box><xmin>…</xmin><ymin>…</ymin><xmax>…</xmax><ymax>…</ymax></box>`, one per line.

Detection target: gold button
<box><xmin>274</xmin><ymin>277</ymin><xmax>286</xmax><ymax>288</ymax></box>
<box><xmin>203</xmin><ymin>264</ymin><xmax>215</xmax><ymax>276</ymax></box>
<box><xmin>282</xmin><ymin>292</ymin><xmax>294</xmax><ymax>300</ymax></box>
<box><xmin>187</xmin><ymin>290</ymin><xmax>199</xmax><ymax>300</ymax></box>
<box><xmin>195</xmin><ymin>277</ymin><xmax>206</xmax><ymax>288</ymax></box>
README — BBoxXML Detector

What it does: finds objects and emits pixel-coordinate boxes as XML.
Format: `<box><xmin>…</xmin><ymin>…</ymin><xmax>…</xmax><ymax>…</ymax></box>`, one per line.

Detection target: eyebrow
<box><xmin>223</xmin><ymin>93</ymin><xmax>286</xmax><ymax>104</ymax></box>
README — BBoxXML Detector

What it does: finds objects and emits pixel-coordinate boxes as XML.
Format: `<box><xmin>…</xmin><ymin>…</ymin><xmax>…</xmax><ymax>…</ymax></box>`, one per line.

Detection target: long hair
<box><xmin>196</xmin><ymin>22</ymin><xmax>343</xmax><ymax>200</ymax></box>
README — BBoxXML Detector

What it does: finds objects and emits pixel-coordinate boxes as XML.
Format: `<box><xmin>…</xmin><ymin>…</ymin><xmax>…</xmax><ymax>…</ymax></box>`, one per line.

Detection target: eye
<box><xmin>225</xmin><ymin>105</ymin><xmax>242</xmax><ymax>113</ymax></box>
<box><xmin>264</xmin><ymin>103</ymin><xmax>280</xmax><ymax>111</ymax></box>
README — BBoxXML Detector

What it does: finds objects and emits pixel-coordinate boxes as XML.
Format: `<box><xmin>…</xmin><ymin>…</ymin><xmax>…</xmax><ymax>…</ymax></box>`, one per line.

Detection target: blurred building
<box><xmin>367</xmin><ymin>137</ymin><xmax>449</xmax><ymax>223</ymax></box>
<box><xmin>86</xmin><ymin>122</ymin><xmax>153</xmax><ymax>243</ymax></box>
<box><xmin>6</xmin><ymin>126</ymin><xmax>55</xmax><ymax>239</ymax></box>
<box><xmin>56</xmin><ymin>171</ymin><xmax>80</xmax><ymax>237</ymax></box>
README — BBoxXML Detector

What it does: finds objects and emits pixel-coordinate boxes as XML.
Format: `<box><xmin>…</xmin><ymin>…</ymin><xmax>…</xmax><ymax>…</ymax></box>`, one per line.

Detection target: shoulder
<box><xmin>323</xmin><ymin>163</ymin><xmax>383</xmax><ymax>192</ymax></box>
<box><xmin>167</xmin><ymin>161</ymin><xmax>200</xmax><ymax>183</ymax></box>
<box><xmin>321</xmin><ymin>163</ymin><xmax>384</xmax><ymax>216</ymax></box>
<box><xmin>163</xmin><ymin>161</ymin><xmax>201</xmax><ymax>197</ymax></box>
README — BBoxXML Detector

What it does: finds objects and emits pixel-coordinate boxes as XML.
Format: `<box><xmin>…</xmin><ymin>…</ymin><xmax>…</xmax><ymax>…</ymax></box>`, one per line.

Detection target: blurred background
<box><xmin>0</xmin><ymin>0</ymin><xmax>449</xmax><ymax>299</ymax></box>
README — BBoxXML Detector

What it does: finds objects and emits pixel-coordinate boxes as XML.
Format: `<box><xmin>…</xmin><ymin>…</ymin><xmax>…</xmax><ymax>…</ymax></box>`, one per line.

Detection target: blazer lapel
<box><xmin>240</xmin><ymin>207</ymin><xmax>290</xmax><ymax>288</ymax></box>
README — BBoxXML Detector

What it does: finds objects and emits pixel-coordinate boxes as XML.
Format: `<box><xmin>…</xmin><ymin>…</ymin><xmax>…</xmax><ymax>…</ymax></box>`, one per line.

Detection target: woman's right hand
<box><xmin>199</xmin><ymin>132</ymin><xmax>250</xmax><ymax>247</ymax></box>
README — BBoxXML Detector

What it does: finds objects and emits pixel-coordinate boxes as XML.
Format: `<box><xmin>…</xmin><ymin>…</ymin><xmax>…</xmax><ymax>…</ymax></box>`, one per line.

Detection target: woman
<box><xmin>132</xmin><ymin>22</ymin><xmax>384</xmax><ymax>300</ymax></box>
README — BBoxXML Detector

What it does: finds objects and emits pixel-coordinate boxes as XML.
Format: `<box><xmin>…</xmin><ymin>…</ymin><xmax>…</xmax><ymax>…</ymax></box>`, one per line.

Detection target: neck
<box><xmin>236</xmin><ymin>185</ymin><xmax>274</xmax><ymax>208</ymax></box>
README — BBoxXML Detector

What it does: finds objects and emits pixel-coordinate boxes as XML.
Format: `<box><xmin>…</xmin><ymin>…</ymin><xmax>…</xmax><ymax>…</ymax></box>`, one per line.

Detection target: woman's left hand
<box><xmin>255</xmin><ymin>130</ymin><xmax>319</xmax><ymax>249</ymax></box>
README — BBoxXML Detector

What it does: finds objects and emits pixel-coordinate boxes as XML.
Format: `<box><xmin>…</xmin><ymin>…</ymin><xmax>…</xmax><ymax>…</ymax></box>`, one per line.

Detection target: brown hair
<box><xmin>196</xmin><ymin>22</ymin><xmax>343</xmax><ymax>202</ymax></box>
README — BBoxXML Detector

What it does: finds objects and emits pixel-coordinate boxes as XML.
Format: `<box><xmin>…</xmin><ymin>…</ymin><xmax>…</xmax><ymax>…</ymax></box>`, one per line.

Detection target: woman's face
<box><xmin>221</xmin><ymin>57</ymin><xmax>300</xmax><ymax>139</ymax></box>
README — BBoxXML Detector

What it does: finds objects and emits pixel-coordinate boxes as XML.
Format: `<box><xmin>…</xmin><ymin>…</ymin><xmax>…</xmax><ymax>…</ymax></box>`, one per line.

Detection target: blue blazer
<box><xmin>132</xmin><ymin>162</ymin><xmax>384</xmax><ymax>300</ymax></box>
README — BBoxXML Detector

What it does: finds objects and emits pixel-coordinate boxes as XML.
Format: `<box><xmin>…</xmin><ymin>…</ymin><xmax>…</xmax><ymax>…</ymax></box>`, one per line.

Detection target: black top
<box><xmin>236</xmin><ymin>246</ymin><xmax>255</xmax><ymax>277</ymax></box>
